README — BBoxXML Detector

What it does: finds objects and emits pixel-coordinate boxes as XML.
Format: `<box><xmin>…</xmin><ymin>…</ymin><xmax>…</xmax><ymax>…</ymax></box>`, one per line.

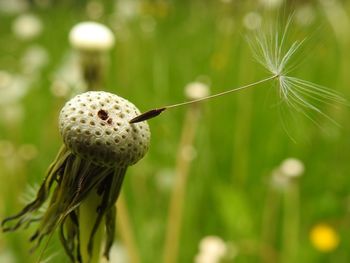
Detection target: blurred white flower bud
<box><xmin>185</xmin><ymin>82</ymin><xmax>210</xmax><ymax>100</ymax></box>
<box><xmin>279</xmin><ymin>158</ymin><xmax>304</xmax><ymax>178</ymax></box>
<box><xmin>243</xmin><ymin>12</ymin><xmax>262</xmax><ymax>31</ymax></box>
<box><xmin>69</xmin><ymin>21</ymin><xmax>115</xmax><ymax>52</ymax></box>
<box><xmin>195</xmin><ymin>236</ymin><xmax>227</xmax><ymax>263</ymax></box>
<box><xmin>12</xmin><ymin>13</ymin><xmax>43</xmax><ymax>40</ymax></box>
<box><xmin>259</xmin><ymin>0</ymin><xmax>284</xmax><ymax>9</ymax></box>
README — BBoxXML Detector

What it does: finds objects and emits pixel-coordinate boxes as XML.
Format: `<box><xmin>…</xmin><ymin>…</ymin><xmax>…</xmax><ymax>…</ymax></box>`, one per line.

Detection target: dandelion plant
<box><xmin>2</xmin><ymin>91</ymin><xmax>150</xmax><ymax>262</ymax></box>
<box><xmin>1</xmin><ymin>17</ymin><xmax>346</xmax><ymax>263</ymax></box>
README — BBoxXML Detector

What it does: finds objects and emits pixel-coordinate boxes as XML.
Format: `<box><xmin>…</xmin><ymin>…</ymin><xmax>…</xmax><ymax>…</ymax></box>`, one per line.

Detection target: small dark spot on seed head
<box><xmin>107</xmin><ymin>118</ymin><xmax>113</xmax><ymax>125</ymax></box>
<box><xmin>97</xmin><ymin>109</ymin><xmax>109</xmax><ymax>120</ymax></box>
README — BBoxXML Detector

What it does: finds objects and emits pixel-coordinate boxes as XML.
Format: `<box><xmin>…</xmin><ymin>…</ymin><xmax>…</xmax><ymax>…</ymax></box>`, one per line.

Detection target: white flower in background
<box><xmin>259</xmin><ymin>0</ymin><xmax>284</xmax><ymax>9</ymax></box>
<box><xmin>114</xmin><ymin>0</ymin><xmax>140</xmax><ymax>21</ymax></box>
<box><xmin>0</xmin><ymin>140</ymin><xmax>15</xmax><ymax>158</ymax></box>
<box><xmin>140</xmin><ymin>15</ymin><xmax>157</xmax><ymax>36</ymax></box>
<box><xmin>69</xmin><ymin>21</ymin><xmax>115</xmax><ymax>52</ymax></box>
<box><xmin>0</xmin><ymin>0</ymin><xmax>27</xmax><ymax>15</ymax></box>
<box><xmin>2</xmin><ymin>102</ymin><xmax>24</xmax><ymax>125</ymax></box>
<box><xmin>50</xmin><ymin>52</ymin><xmax>85</xmax><ymax>98</ymax></box>
<box><xmin>270</xmin><ymin>158</ymin><xmax>305</xmax><ymax>190</ymax></box>
<box><xmin>86</xmin><ymin>1</ymin><xmax>104</xmax><ymax>20</ymax></box>
<box><xmin>180</xmin><ymin>145</ymin><xmax>197</xmax><ymax>161</ymax></box>
<box><xmin>195</xmin><ymin>236</ymin><xmax>228</xmax><ymax>263</ymax></box>
<box><xmin>280</xmin><ymin>158</ymin><xmax>304</xmax><ymax>178</ymax></box>
<box><xmin>185</xmin><ymin>82</ymin><xmax>210</xmax><ymax>100</ymax></box>
<box><xmin>17</xmin><ymin>144</ymin><xmax>38</xmax><ymax>161</ymax></box>
<box><xmin>218</xmin><ymin>17</ymin><xmax>235</xmax><ymax>35</ymax></box>
<box><xmin>101</xmin><ymin>243</ymin><xmax>128</xmax><ymax>263</ymax></box>
<box><xmin>295</xmin><ymin>4</ymin><xmax>316</xmax><ymax>27</ymax></box>
<box><xmin>21</xmin><ymin>45</ymin><xmax>49</xmax><ymax>76</ymax></box>
<box><xmin>243</xmin><ymin>12</ymin><xmax>262</xmax><ymax>31</ymax></box>
<box><xmin>12</xmin><ymin>13</ymin><xmax>43</xmax><ymax>40</ymax></box>
<box><xmin>0</xmin><ymin>250</ymin><xmax>15</xmax><ymax>263</ymax></box>
<box><xmin>69</xmin><ymin>21</ymin><xmax>115</xmax><ymax>90</ymax></box>
<box><xmin>155</xmin><ymin>168</ymin><xmax>175</xmax><ymax>191</ymax></box>
<box><xmin>0</xmin><ymin>71</ymin><xmax>29</xmax><ymax>105</ymax></box>
<box><xmin>319</xmin><ymin>0</ymin><xmax>350</xmax><ymax>42</ymax></box>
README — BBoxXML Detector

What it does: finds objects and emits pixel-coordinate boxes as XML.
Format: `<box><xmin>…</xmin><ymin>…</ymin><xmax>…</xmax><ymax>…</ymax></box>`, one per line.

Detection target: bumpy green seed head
<box><xmin>59</xmin><ymin>91</ymin><xmax>150</xmax><ymax>167</ymax></box>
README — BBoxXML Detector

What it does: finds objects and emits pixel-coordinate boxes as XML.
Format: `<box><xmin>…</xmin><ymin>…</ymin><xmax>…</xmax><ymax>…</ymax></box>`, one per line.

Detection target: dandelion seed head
<box><xmin>69</xmin><ymin>22</ymin><xmax>115</xmax><ymax>51</ymax></box>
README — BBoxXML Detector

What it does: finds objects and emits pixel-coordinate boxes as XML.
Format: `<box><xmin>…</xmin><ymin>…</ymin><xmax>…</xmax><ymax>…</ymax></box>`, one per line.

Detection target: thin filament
<box><xmin>129</xmin><ymin>75</ymin><xmax>278</xmax><ymax>123</ymax></box>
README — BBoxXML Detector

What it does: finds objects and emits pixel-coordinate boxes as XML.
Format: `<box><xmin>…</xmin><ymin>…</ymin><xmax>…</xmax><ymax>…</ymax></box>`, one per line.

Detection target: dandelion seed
<box><xmin>248</xmin><ymin>18</ymin><xmax>347</xmax><ymax>126</ymax></box>
<box><xmin>130</xmin><ymin>19</ymin><xmax>346</xmax><ymax>127</ymax></box>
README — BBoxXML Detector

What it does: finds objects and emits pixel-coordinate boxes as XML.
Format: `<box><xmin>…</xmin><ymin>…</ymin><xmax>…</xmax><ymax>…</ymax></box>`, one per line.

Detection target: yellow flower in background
<box><xmin>310</xmin><ymin>223</ymin><xmax>340</xmax><ymax>252</ymax></box>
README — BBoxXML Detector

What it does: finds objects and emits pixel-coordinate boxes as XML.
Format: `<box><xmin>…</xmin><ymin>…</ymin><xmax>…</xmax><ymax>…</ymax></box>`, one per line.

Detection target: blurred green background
<box><xmin>0</xmin><ymin>0</ymin><xmax>350</xmax><ymax>262</ymax></box>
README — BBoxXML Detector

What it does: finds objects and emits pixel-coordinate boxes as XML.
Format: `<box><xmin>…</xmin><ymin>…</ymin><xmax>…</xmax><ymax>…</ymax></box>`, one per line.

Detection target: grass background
<box><xmin>0</xmin><ymin>0</ymin><xmax>350</xmax><ymax>262</ymax></box>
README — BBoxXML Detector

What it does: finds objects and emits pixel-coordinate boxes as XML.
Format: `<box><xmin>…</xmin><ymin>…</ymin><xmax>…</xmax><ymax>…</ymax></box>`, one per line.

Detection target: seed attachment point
<box><xmin>129</xmin><ymin>108</ymin><xmax>166</xmax><ymax>124</ymax></box>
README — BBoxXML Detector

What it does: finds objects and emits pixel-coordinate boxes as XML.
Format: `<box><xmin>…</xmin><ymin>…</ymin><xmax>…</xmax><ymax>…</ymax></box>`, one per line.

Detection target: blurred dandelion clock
<box><xmin>195</xmin><ymin>236</ymin><xmax>228</xmax><ymax>263</ymax></box>
<box><xmin>69</xmin><ymin>22</ymin><xmax>115</xmax><ymax>52</ymax></box>
<box><xmin>279</xmin><ymin>158</ymin><xmax>304</xmax><ymax>178</ymax></box>
<box><xmin>69</xmin><ymin>22</ymin><xmax>115</xmax><ymax>91</ymax></box>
